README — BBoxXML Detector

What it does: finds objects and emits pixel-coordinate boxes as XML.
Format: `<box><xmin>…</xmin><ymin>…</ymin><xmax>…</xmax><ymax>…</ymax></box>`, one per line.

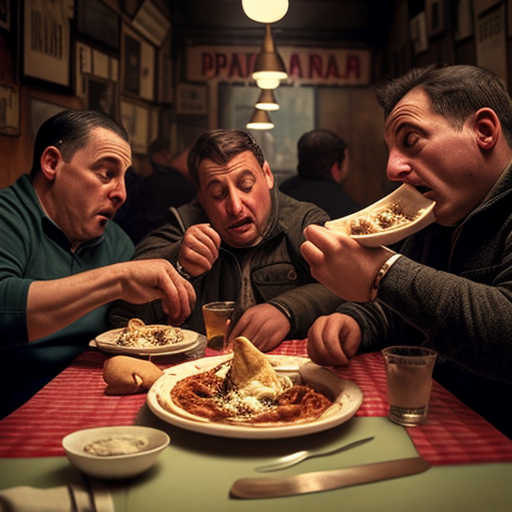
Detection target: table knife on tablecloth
<box><xmin>230</xmin><ymin>456</ymin><xmax>430</xmax><ymax>499</ymax></box>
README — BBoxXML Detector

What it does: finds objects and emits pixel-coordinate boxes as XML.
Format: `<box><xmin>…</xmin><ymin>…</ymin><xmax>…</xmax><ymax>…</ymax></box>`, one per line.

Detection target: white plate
<box><xmin>91</xmin><ymin>328</ymin><xmax>202</xmax><ymax>355</ymax></box>
<box><xmin>146</xmin><ymin>354</ymin><xmax>363</xmax><ymax>439</ymax></box>
<box><xmin>325</xmin><ymin>183</ymin><xmax>436</xmax><ymax>247</ymax></box>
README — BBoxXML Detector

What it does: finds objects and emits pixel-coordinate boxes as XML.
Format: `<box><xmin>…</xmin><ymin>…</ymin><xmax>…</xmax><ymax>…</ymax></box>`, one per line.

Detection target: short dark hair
<box><xmin>375</xmin><ymin>65</ymin><xmax>512</xmax><ymax>147</ymax></box>
<box><xmin>297</xmin><ymin>129</ymin><xmax>347</xmax><ymax>180</ymax></box>
<box><xmin>30</xmin><ymin>110</ymin><xmax>129</xmax><ymax>177</ymax></box>
<box><xmin>187</xmin><ymin>129</ymin><xmax>265</xmax><ymax>188</ymax></box>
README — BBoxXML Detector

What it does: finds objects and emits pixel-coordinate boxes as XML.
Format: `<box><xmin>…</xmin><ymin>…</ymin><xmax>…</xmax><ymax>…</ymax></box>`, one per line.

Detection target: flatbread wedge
<box><xmin>228</xmin><ymin>336</ymin><xmax>282</xmax><ymax>390</ymax></box>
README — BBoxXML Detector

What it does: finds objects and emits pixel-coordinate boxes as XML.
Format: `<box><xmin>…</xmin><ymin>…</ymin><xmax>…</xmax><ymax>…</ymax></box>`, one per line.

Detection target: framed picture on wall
<box><xmin>176</xmin><ymin>83</ymin><xmax>208</xmax><ymax>115</ymax></box>
<box><xmin>0</xmin><ymin>0</ymin><xmax>10</xmax><ymax>31</ymax></box>
<box><xmin>122</xmin><ymin>0</ymin><xmax>144</xmax><ymax>18</ymax></box>
<box><xmin>474</xmin><ymin>1</ymin><xmax>507</xmax><ymax>83</ymax></box>
<box><xmin>86</xmin><ymin>76</ymin><xmax>118</xmax><ymax>120</ymax></box>
<box><xmin>76</xmin><ymin>0</ymin><xmax>120</xmax><ymax>52</ymax></box>
<box><xmin>75</xmin><ymin>42</ymin><xmax>119</xmax><ymax>108</ymax></box>
<box><xmin>454</xmin><ymin>0</ymin><xmax>474</xmax><ymax>41</ymax></box>
<box><xmin>21</xmin><ymin>0</ymin><xmax>72</xmax><ymax>91</ymax></box>
<box><xmin>0</xmin><ymin>83</ymin><xmax>20</xmax><ymax>136</ymax></box>
<box><xmin>121</xmin><ymin>24</ymin><xmax>155</xmax><ymax>101</ymax></box>
<box><xmin>410</xmin><ymin>12</ymin><xmax>428</xmax><ymax>54</ymax></box>
<box><xmin>30</xmin><ymin>98</ymin><xmax>68</xmax><ymax>139</ymax></box>
<box><xmin>120</xmin><ymin>99</ymin><xmax>151</xmax><ymax>154</ymax></box>
<box><xmin>132</xmin><ymin>0</ymin><xmax>171</xmax><ymax>47</ymax></box>
<box><xmin>426</xmin><ymin>0</ymin><xmax>447</xmax><ymax>37</ymax></box>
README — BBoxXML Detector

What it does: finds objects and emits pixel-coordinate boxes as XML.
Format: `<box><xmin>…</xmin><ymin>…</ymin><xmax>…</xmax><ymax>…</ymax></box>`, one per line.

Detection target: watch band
<box><xmin>176</xmin><ymin>260</ymin><xmax>192</xmax><ymax>280</ymax></box>
<box><xmin>370</xmin><ymin>253</ymin><xmax>401</xmax><ymax>301</ymax></box>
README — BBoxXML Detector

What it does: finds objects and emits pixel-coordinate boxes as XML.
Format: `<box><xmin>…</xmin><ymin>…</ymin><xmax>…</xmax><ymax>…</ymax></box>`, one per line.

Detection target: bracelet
<box><xmin>269</xmin><ymin>300</ymin><xmax>294</xmax><ymax>326</ymax></box>
<box><xmin>176</xmin><ymin>260</ymin><xmax>192</xmax><ymax>280</ymax></box>
<box><xmin>370</xmin><ymin>253</ymin><xmax>401</xmax><ymax>302</ymax></box>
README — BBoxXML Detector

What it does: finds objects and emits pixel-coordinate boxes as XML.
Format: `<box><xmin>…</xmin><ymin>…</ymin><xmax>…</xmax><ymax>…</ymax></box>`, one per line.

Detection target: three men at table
<box><xmin>3</xmin><ymin>64</ymin><xmax>512</xmax><ymax>441</ymax></box>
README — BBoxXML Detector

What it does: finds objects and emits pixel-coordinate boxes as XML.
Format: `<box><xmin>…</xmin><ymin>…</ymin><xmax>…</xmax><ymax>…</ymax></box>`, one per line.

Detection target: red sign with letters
<box><xmin>187</xmin><ymin>45</ymin><xmax>371</xmax><ymax>85</ymax></box>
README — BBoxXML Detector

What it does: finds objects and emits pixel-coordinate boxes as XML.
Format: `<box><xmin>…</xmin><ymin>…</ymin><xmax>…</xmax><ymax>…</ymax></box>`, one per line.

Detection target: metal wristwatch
<box><xmin>176</xmin><ymin>260</ymin><xmax>192</xmax><ymax>280</ymax></box>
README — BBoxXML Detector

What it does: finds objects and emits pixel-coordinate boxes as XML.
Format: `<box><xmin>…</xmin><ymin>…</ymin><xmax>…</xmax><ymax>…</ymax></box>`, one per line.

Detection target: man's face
<box><xmin>384</xmin><ymin>88</ymin><xmax>494</xmax><ymax>226</ymax></box>
<box><xmin>48</xmin><ymin>127</ymin><xmax>132</xmax><ymax>249</ymax></box>
<box><xmin>197</xmin><ymin>150</ymin><xmax>274</xmax><ymax>248</ymax></box>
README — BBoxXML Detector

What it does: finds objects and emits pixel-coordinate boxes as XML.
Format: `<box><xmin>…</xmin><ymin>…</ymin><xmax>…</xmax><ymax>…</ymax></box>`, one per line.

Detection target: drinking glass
<box><xmin>202</xmin><ymin>301</ymin><xmax>236</xmax><ymax>352</ymax></box>
<box><xmin>382</xmin><ymin>346</ymin><xmax>437</xmax><ymax>426</ymax></box>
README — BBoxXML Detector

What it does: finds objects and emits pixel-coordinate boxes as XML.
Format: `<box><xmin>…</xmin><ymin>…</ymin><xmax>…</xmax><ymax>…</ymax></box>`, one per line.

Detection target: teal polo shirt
<box><xmin>0</xmin><ymin>174</ymin><xmax>134</xmax><ymax>416</ymax></box>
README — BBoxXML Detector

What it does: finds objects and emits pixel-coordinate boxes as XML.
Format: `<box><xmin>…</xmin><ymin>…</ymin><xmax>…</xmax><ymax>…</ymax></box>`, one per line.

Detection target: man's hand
<box><xmin>117</xmin><ymin>259</ymin><xmax>196</xmax><ymax>325</ymax></box>
<box><xmin>301</xmin><ymin>225</ymin><xmax>392</xmax><ymax>302</ymax></box>
<box><xmin>178</xmin><ymin>223</ymin><xmax>222</xmax><ymax>277</ymax></box>
<box><xmin>227</xmin><ymin>303</ymin><xmax>290</xmax><ymax>352</ymax></box>
<box><xmin>307</xmin><ymin>313</ymin><xmax>361</xmax><ymax>366</ymax></box>
<box><xmin>27</xmin><ymin>258</ymin><xmax>197</xmax><ymax>342</ymax></box>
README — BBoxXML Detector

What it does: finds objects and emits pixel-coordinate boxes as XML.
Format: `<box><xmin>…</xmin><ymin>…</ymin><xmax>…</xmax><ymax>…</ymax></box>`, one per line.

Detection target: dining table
<box><xmin>1</xmin><ymin>338</ymin><xmax>511</xmax><ymax>512</ymax></box>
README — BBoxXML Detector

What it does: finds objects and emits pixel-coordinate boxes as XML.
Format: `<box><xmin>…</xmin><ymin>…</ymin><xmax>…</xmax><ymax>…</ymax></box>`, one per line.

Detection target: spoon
<box><xmin>254</xmin><ymin>436</ymin><xmax>375</xmax><ymax>472</ymax></box>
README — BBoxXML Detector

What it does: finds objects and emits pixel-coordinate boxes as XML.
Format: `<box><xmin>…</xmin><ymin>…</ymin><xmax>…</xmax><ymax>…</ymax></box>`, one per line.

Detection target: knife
<box><xmin>230</xmin><ymin>456</ymin><xmax>430</xmax><ymax>499</ymax></box>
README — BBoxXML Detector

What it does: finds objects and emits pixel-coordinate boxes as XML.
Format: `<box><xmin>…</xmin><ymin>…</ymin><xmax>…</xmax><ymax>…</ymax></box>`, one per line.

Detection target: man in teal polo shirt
<box><xmin>0</xmin><ymin>110</ymin><xmax>195</xmax><ymax>418</ymax></box>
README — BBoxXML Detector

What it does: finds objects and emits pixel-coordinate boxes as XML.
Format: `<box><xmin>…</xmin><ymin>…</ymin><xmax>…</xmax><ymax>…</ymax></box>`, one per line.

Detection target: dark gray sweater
<box><xmin>340</xmin><ymin>165</ymin><xmax>512</xmax><ymax>438</ymax></box>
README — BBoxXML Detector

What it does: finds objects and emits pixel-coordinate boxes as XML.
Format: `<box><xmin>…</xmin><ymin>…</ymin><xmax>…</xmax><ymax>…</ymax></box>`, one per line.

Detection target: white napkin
<box><xmin>0</xmin><ymin>484</ymin><xmax>114</xmax><ymax>512</ymax></box>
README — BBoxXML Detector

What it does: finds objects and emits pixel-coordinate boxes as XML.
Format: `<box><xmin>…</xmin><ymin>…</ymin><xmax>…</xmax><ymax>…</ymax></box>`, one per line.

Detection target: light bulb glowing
<box><xmin>247</xmin><ymin>109</ymin><xmax>274</xmax><ymax>130</ymax></box>
<box><xmin>251</xmin><ymin>25</ymin><xmax>287</xmax><ymax>89</ymax></box>
<box><xmin>255</xmin><ymin>89</ymin><xmax>280</xmax><ymax>111</ymax></box>
<box><xmin>256</xmin><ymin>102</ymin><xmax>279</xmax><ymax>111</ymax></box>
<box><xmin>256</xmin><ymin>98</ymin><xmax>279</xmax><ymax>110</ymax></box>
<box><xmin>254</xmin><ymin>75</ymin><xmax>283</xmax><ymax>90</ymax></box>
<box><xmin>242</xmin><ymin>0</ymin><xmax>289</xmax><ymax>23</ymax></box>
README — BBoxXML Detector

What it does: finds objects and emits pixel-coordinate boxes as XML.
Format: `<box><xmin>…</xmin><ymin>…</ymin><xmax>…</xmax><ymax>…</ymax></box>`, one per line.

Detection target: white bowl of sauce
<box><xmin>62</xmin><ymin>425</ymin><xmax>170</xmax><ymax>479</ymax></box>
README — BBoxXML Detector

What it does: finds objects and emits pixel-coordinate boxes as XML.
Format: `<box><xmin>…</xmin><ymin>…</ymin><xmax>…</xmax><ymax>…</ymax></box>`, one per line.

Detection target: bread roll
<box><xmin>103</xmin><ymin>355</ymin><xmax>163</xmax><ymax>395</ymax></box>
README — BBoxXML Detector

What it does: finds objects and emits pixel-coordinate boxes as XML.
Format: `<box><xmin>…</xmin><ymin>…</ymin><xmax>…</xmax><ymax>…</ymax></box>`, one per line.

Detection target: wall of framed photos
<box><xmin>0</xmin><ymin>0</ymin><xmax>171</xmax><ymax>189</ymax></box>
<box><xmin>4</xmin><ymin>0</ymin><xmax>512</xmax><ymax>203</ymax></box>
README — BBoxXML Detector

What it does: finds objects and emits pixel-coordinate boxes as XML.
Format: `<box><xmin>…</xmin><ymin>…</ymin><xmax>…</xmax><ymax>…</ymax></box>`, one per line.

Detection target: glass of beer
<box><xmin>201</xmin><ymin>301</ymin><xmax>236</xmax><ymax>353</ymax></box>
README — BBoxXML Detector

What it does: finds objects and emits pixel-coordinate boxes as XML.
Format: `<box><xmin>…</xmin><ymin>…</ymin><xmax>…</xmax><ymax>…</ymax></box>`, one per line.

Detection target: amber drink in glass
<box><xmin>202</xmin><ymin>301</ymin><xmax>236</xmax><ymax>352</ymax></box>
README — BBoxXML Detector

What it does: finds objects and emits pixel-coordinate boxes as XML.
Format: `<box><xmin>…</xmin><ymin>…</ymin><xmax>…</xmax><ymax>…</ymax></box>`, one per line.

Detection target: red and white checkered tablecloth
<box><xmin>1</xmin><ymin>339</ymin><xmax>511</xmax><ymax>466</ymax></box>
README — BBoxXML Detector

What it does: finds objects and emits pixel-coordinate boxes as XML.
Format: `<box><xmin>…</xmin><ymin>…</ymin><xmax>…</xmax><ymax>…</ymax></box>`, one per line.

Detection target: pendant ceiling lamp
<box><xmin>252</xmin><ymin>25</ymin><xmax>287</xmax><ymax>90</ymax></box>
<box><xmin>255</xmin><ymin>89</ymin><xmax>279</xmax><ymax>111</ymax></box>
<box><xmin>246</xmin><ymin>108</ymin><xmax>274</xmax><ymax>130</ymax></box>
<box><xmin>241</xmin><ymin>0</ymin><xmax>289</xmax><ymax>23</ymax></box>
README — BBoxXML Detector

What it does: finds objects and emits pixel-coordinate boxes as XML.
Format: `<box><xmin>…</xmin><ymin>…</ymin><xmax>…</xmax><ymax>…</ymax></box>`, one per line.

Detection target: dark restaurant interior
<box><xmin>0</xmin><ymin>0</ymin><xmax>506</xmax><ymax>205</ymax></box>
<box><xmin>2</xmin><ymin>2</ymin><xmax>512</xmax><ymax>510</ymax></box>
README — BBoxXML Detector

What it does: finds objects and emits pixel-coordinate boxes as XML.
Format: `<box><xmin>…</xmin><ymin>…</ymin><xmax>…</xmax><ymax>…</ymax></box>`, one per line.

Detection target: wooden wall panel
<box><xmin>317</xmin><ymin>86</ymin><xmax>389</xmax><ymax>207</ymax></box>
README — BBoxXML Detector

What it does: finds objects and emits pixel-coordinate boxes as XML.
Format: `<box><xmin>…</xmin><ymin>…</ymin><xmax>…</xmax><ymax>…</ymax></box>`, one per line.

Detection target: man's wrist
<box><xmin>268</xmin><ymin>300</ymin><xmax>293</xmax><ymax>326</ymax></box>
<box><xmin>176</xmin><ymin>260</ymin><xmax>192</xmax><ymax>280</ymax></box>
<box><xmin>370</xmin><ymin>253</ymin><xmax>401</xmax><ymax>301</ymax></box>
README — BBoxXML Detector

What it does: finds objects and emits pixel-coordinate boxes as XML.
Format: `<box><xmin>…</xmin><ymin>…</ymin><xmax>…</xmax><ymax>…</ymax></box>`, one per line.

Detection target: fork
<box><xmin>254</xmin><ymin>436</ymin><xmax>375</xmax><ymax>472</ymax></box>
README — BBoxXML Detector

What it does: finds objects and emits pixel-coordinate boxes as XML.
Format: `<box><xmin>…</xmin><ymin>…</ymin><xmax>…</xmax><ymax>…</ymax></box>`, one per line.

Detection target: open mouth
<box><xmin>97</xmin><ymin>210</ymin><xmax>114</xmax><ymax>227</ymax></box>
<box><xmin>98</xmin><ymin>209</ymin><xmax>114</xmax><ymax>220</ymax></box>
<box><xmin>229</xmin><ymin>218</ymin><xmax>252</xmax><ymax>231</ymax></box>
<box><xmin>415</xmin><ymin>185</ymin><xmax>432</xmax><ymax>195</ymax></box>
